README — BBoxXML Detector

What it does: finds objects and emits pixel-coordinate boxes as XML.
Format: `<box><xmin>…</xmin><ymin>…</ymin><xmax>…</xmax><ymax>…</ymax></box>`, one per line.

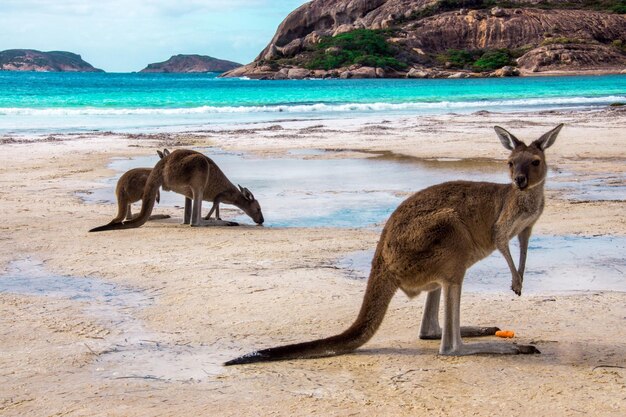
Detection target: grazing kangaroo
<box><xmin>225</xmin><ymin>124</ymin><xmax>563</xmax><ymax>365</ymax></box>
<box><xmin>95</xmin><ymin>149</ymin><xmax>171</xmax><ymax>228</ymax></box>
<box><xmin>89</xmin><ymin>149</ymin><xmax>264</xmax><ymax>232</ymax></box>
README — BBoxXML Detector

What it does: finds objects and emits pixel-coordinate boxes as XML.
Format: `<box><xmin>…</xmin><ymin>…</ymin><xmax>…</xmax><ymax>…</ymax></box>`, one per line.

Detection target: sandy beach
<box><xmin>0</xmin><ymin>108</ymin><xmax>625</xmax><ymax>416</ymax></box>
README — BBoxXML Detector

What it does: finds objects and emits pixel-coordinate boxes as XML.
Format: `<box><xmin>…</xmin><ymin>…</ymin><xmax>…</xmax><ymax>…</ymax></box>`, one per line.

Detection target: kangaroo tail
<box><xmin>89</xmin><ymin>162</ymin><xmax>165</xmax><ymax>232</ymax></box>
<box><xmin>225</xmin><ymin>254</ymin><xmax>397</xmax><ymax>365</ymax></box>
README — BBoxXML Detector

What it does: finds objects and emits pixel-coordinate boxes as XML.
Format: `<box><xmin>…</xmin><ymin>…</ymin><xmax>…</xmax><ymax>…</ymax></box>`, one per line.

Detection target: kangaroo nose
<box><xmin>515</xmin><ymin>175</ymin><xmax>528</xmax><ymax>189</ymax></box>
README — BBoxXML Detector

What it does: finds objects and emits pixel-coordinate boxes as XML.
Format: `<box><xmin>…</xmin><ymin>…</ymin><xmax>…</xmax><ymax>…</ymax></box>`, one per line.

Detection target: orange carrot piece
<box><xmin>495</xmin><ymin>330</ymin><xmax>515</xmax><ymax>338</ymax></box>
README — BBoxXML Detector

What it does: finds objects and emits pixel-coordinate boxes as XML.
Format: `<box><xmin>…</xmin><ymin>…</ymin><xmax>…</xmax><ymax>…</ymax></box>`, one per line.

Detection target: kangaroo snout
<box><xmin>515</xmin><ymin>175</ymin><xmax>528</xmax><ymax>189</ymax></box>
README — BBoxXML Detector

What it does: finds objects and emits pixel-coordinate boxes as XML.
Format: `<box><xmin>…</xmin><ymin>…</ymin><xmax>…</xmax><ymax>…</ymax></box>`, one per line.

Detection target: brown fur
<box><xmin>89</xmin><ymin>149</ymin><xmax>263</xmax><ymax>232</ymax></box>
<box><xmin>225</xmin><ymin>124</ymin><xmax>563</xmax><ymax>365</ymax></box>
<box><xmin>89</xmin><ymin>150</ymin><xmax>170</xmax><ymax>231</ymax></box>
<box><xmin>109</xmin><ymin>168</ymin><xmax>163</xmax><ymax>223</ymax></box>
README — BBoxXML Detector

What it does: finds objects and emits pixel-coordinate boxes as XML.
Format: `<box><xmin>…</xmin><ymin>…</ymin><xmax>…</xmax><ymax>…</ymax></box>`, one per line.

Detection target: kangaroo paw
<box><xmin>511</xmin><ymin>285</ymin><xmax>522</xmax><ymax>296</ymax></box>
<box><xmin>511</xmin><ymin>278</ymin><xmax>523</xmax><ymax>296</ymax></box>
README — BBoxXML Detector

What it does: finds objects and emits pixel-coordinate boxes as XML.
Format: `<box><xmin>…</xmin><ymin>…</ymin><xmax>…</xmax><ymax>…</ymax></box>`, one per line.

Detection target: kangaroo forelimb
<box><xmin>496</xmin><ymin>236</ymin><xmax>523</xmax><ymax>296</ymax></box>
<box><xmin>517</xmin><ymin>227</ymin><xmax>532</xmax><ymax>281</ymax></box>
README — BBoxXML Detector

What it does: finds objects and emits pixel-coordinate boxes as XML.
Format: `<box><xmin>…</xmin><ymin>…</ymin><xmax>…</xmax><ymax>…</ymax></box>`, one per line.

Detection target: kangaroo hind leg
<box><xmin>190</xmin><ymin>191</ymin><xmax>204</xmax><ymax>226</ymax></box>
<box><xmin>439</xmin><ymin>282</ymin><xmax>539</xmax><ymax>355</ymax></box>
<box><xmin>183</xmin><ymin>197</ymin><xmax>192</xmax><ymax>224</ymax></box>
<box><xmin>419</xmin><ymin>287</ymin><xmax>499</xmax><ymax>340</ymax></box>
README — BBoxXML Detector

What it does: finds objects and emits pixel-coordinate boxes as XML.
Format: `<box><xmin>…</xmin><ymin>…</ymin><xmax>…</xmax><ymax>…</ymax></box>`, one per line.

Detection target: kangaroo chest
<box><xmin>501</xmin><ymin>193</ymin><xmax>544</xmax><ymax>239</ymax></box>
<box><xmin>509</xmin><ymin>210</ymin><xmax>541</xmax><ymax>238</ymax></box>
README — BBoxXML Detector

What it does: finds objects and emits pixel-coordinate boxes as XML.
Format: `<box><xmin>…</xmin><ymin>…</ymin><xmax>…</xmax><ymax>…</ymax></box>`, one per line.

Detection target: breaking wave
<box><xmin>0</xmin><ymin>95</ymin><xmax>622</xmax><ymax>116</ymax></box>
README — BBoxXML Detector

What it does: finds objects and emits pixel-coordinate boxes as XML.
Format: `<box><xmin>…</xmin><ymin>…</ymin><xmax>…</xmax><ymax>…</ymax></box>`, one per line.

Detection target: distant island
<box><xmin>139</xmin><ymin>54</ymin><xmax>242</xmax><ymax>73</ymax></box>
<box><xmin>0</xmin><ymin>49</ymin><xmax>103</xmax><ymax>72</ymax></box>
<box><xmin>223</xmin><ymin>0</ymin><xmax>626</xmax><ymax>79</ymax></box>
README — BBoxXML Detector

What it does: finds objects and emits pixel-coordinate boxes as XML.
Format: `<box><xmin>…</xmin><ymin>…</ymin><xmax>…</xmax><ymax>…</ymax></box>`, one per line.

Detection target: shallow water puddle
<box><xmin>551</xmin><ymin>174</ymin><xmax>626</xmax><ymax>202</ymax></box>
<box><xmin>82</xmin><ymin>148</ymin><xmax>624</xmax><ymax>228</ymax></box>
<box><xmin>82</xmin><ymin>148</ymin><xmax>504</xmax><ymax>228</ymax></box>
<box><xmin>0</xmin><ymin>259</ymin><xmax>224</xmax><ymax>381</ymax></box>
<box><xmin>0</xmin><ymin>258</ymin><xmax>148</xmax><ymax>305</ymax></box>
<box><xmin>338</xmin><ymin>235</ymin><xmax>626</xmax><ymax>295</ymax></box>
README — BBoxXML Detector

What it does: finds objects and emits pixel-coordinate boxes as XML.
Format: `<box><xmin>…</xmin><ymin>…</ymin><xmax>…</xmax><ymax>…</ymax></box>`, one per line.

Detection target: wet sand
<box><xmin>0</xmin><ymin>109</ymin><xmax>625</xmax><ymax>416</ymax></box>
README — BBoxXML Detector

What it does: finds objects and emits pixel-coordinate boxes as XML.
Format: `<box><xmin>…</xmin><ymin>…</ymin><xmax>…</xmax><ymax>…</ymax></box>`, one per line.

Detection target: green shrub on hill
<box><xmin>437</xmin><ymin>48</ymin><xmax>515</xmax><ymax>71</ymax></box>
<box><xmin>472</xmin><ymin>50</ymin><xmax>513</xmax><ymax>70</ymax></box>
<box><xmin>541</xmin><ymin>37</ymin><xmax>587</xmax><ymax>46</ymax></box>
<box><xmin>611</xmin><ymin>39</ymin><xmax>626</xmax><ymax>52</ymax></box>
<box><xmin>610</xmin><ymin>0</ymin><xmax>626</xmax><ymax>13</ymax></box>
<box><xmin>305</xmin><ymin>29</ymin><xmax>407</xmax><ymax>70</ymax></box>
<box><xmin>436</xmin><ymin>49</ymin><xmax>480</xmax><ymax>68</ymax></box>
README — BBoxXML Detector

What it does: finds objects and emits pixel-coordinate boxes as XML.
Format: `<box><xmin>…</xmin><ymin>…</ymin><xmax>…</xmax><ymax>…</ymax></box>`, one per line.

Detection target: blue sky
<box><xmin>0</xmin><ymin>0</ymin><xmax>309</xmax><ymax>72</ymax></box>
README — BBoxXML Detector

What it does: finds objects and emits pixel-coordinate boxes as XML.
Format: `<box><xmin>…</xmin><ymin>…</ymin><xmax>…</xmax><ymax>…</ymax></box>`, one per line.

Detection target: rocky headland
<box><xmin>222</xmin><ymin>0</ymin><xmax>626</xmax><ymax>79</ymax></box>
<box><xmin>0</xmin><ymin>49</ymin><xmax>103</xmax><ymax>72</ymax></box>
<box><xmin>139</xmin><ymin>54</ymin><xmax>242</xmax><ymax>73</ymax></box>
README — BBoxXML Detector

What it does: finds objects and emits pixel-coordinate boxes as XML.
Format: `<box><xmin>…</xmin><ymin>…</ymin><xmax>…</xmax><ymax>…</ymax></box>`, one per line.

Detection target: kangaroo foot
<box><xmin>440</xmin><ymin>341</ymin><xmax>540</xmax><ymax>356</ymax></box>
<box><xmin>191</xmin><ymin>219</ymin><xmax>239</xmax><ymax>227</ymax></box>
<box><xmin>420</xmin><ymin>326</ymin><xmax>500</xmax><ymax>340</ymax></box>
<box><xmin>148</xmin><ymin>214</ymin><xmax>171</xmax><ymax>221</ymax></box>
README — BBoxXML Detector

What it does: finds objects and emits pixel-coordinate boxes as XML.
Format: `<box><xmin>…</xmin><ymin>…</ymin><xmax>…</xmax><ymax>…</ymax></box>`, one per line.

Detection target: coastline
<box><xmin>2</xmin><ymin>67</ymin><xmax>625</xmax><ymax>77</ymax></box>
<box><xmin>0</xmin><ymin>108</ymin><xmax>625</xmax><ymax>416</ymax></box>
<box><xmin>221</xmin><ymin>66</ymin><xmax>626</xmax><ymax>80</ymax></box>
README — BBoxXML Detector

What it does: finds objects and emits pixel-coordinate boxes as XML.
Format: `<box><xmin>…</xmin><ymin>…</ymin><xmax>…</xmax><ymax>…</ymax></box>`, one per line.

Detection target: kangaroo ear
<box><xmin>532</xmin><ymin>124</ymin><xmax>563</xmax><ymax>151</ymax></box>
<box><xmin>157</xmin><ymin>150</ymin><xmax>164</xmax><ymax>159</ymax></box>
<box><xmin>494</xmin><ymin>126</ymin><xmax>524</xmax><ymax>150</ymax></box>
<box><xmin>163</xmin><ymin>148</ymin><xmax>170</xmax><ymax>156</ymax></box>
<box><xmin>241</xmin><ymin>187</ymin><xmax>254</xmax><ymax>201</ymax></box>
<box><xmin>238</xmin><ymin>184</ymin><xmax>244</xmax><ymax>193</ymax></box>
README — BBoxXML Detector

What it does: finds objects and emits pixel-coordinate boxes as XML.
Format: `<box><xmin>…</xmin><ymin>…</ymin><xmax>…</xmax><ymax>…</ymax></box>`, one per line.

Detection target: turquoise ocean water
<box><xmin>0</xmin><ymin>72</ymin><xmax>624</xmax><ymax>134</ymax></box>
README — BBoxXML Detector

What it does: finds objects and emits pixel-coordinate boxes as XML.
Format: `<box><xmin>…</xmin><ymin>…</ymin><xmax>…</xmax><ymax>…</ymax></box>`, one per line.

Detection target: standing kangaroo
<box><xmin>89</xmin><ymin>149</ymin><xmax>264</xmax><ymax>232</ymax></box>
<box><xmin>226</xmin><ymin>124</ymin><xmax>563</xmax><ymax>365</ymax></box>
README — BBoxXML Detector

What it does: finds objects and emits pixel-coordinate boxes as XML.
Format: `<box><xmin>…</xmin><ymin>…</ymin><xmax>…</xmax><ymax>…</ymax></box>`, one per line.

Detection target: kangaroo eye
<box><xmin>532</xmin><ymin>160</ymin><xmax>540</xmax><ymax>166</ymax></box>
<box><xmin>507</xmin><ymin>161</ymin><xmax>513</xmax><ymax>168</ymax></box>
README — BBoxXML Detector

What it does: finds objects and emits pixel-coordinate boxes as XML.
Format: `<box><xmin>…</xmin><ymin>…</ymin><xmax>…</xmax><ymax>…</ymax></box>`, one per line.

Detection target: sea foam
<box><xmin>0</xmin><ymin>95</ymin><xmax>623</xmax><ymax>116</ymax></box>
